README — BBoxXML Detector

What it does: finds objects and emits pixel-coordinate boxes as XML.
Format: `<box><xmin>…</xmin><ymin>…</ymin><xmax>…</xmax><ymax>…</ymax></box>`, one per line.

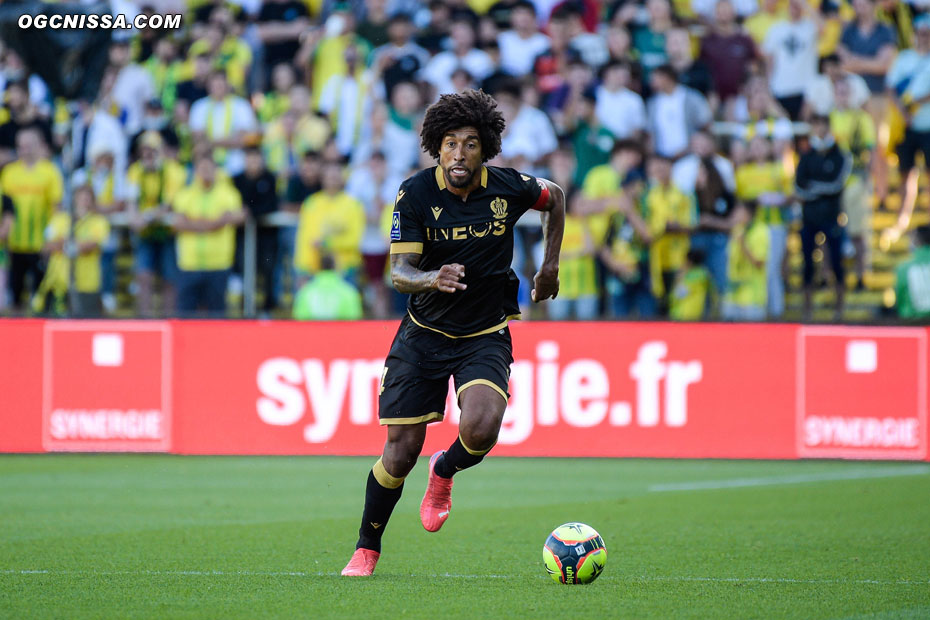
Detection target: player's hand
<box><xmin>434</xmin><ymin>263</ymin><xmax>466</xmax><ymax>293</ymax></box>
<box><xmin>531</xmin><ymin>267</ymin><xmax>559</xmax><ymax>302</ymax></box>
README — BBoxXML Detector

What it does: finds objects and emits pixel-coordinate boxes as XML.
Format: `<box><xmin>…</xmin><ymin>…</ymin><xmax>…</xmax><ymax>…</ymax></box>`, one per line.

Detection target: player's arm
<box><xmin>390</xmin><ymin>252</ymin><xmax>466</xmax><ymax>294</ymax></box>
<box><xmin>389</xmin><ymin>180</ymin><xmax>464</xmax><ymax>294</ymax></box>
<box><xmin>532</xmin><ymin>177</ymin><xmax>565</xmax><ymax>302</ymax></box>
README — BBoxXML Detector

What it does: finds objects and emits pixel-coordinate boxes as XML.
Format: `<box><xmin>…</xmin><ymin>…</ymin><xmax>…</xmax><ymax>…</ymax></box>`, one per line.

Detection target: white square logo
<box><xmin>845</xmin><ymin>340</ymin><xmax>877</xmax><ymax>374</ymax></box>
<box><xmin>92</xmin><ymin>333</ymin><xmax>124</xmax><ymax>367</ymax></box>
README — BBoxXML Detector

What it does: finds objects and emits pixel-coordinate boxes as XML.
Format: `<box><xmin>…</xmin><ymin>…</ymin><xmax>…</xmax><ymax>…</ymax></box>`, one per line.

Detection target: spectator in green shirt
<box><xmin>896</xmin><ymin>226</ymin><xmax>930</xmax><ymax>320</ymax></box>
<box><xmin>569</xmin><ymin>88</ymin><xmax>615</xmax><ymax>187</ymax></box>
<box><xmin>293</xmin><ymin>253</ymin><xmax>363</xmax><ymax>320</ymax></box>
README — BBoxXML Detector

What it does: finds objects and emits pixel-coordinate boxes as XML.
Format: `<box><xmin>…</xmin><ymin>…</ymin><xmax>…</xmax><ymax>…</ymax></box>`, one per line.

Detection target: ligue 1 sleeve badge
<box><xmin>391</xmin><ymin>212</ymin><xmax>401</xmax><ymax>241</ymax></box>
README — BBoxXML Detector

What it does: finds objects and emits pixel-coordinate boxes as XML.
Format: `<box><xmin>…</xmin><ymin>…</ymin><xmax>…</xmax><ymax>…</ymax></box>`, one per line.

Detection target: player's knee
<box><xmin>382</xmin><ymin>426</ymin><xmax>426</xmax><ymax>476</ymax></box>
<box><xmin>459</xmin><ymin>416</ymin><xmax>501</xmax><ymax>453</ymax></box>
<box><xmin>459</xmin><ymin>386</ymin><xmax>506</xmax><ymax>449</ymax></box>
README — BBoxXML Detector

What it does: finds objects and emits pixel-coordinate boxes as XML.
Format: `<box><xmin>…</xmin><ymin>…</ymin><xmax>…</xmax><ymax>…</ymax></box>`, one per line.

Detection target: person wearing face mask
<box><xmin>129</xmin><ymin>100</ymin><xmax>179</xmax><ymax>160</ymax></box>
<box><xmin>795</xmin><ymin>114</ymin><xmax>852</xmax><ymax>321</ymax></box>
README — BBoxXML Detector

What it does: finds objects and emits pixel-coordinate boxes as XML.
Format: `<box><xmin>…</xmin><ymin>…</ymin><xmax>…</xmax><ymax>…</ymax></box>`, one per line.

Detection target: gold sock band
<box><xmin>459</xmin><ymin>434</ymin><xmax>495</xmax><ymax>456</ymax></box>
<box><xmin>372</xmin><ymin>458</ymin><xmax>405</xmax><ymax>489</ymax></box>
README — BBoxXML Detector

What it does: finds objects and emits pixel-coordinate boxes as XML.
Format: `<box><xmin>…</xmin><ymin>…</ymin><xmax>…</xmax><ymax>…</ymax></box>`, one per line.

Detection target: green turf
<box><xmin>1</xmin><ymin>456</ymin><xmax>928</xmax><ymax>619</ymax></box>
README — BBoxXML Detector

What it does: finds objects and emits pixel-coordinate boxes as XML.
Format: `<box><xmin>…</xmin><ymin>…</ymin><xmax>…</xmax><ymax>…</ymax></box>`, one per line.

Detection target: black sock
<box><xmin>434</xmin><ymin>436</ymin><xmax>492</xmax><ymax>479</ymax></box>
<box><xmin>356</xmin><ymin>464</ymin><xmax>405</xmax><ymax>553</ymax></box>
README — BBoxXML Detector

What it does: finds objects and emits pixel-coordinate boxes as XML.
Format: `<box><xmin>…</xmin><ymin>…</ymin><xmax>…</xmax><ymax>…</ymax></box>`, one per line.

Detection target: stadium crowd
<box><xmin>0</xmin><ymin>0</ymin><xmax>928</xmax><ymax>321</ymax></box>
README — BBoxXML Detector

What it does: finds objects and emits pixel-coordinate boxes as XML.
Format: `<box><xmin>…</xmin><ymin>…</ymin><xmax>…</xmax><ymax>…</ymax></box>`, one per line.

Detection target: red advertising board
<box><xmin>171</xmin><ymin>320</ymin><xmax>797</xmax><ymax>458</ymax></box>
<box><xmin>797</xmin><ymin>326</ymin><xmax>927</xmax><ymax>460</ymax></box>
<box><xmin>0</xmin><ymin>320</ymin><xmax>44</xmax><ymax>453</ymax></box>
<box><xmin>1</xmin><ymin>319</ymin><xmax>928</xmax><ymax>461</ymax></box>
<box><xmin>42</xmin><ymin>321</ymin><xmax>172</xmax><ymax>452</ymax></box>
<box><xmin>171</xmin><ymin>320</ymin><xmax>399</xmax><ymax>455</ymax></box>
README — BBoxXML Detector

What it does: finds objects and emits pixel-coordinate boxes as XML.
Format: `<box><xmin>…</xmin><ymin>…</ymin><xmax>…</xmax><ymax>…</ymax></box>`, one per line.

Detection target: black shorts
<box><xmin>378</xmin><ymin>315</ymin><xmax>513</xmax><ymax>425</ymax></box>
<box><xmin>897</xmin><ymin>128</ymin><xmax>930</xmax><ymax>174</ymax></box>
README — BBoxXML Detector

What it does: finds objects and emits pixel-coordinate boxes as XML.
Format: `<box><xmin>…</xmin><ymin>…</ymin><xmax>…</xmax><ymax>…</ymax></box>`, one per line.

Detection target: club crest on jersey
<box><xmin>490</xmin><ymin>197</ymin><xmax>508</xmax><ymax>220</ymax></box>
<box><xmin>390</xmin><ymin>211</ymin><xmax>401</xmax><ymax>240</ymax></box>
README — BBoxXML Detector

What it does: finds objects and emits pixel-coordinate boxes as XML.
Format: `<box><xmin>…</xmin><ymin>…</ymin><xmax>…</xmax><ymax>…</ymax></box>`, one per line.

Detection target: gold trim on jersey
<box><xmin>456</xmin><ymin>379</ymin><xmax>508</xmax><ymax>406</ymax></box>
<box><xmin>407</xmin><ymin>311</ymin><xmax>520</xmax><ymax>339</ymax></box>
<box><xmin>372</xmin><ymin>458</ymin><xmax>406</xmax><ymax>488</ymax></box>
<box><xmin>390</xmin><ymin>242</ymin><xmax>423</xmax><ymax>254</ymax></box>
<box><xmin>434</xmin><ymin>166</ymin><xmax>489</xmax><ymax>191</ymax></box>
<box><xmin>379</xmin><ymin>411</ymin><xmax>444</xmax><ymax>426</ymax></box>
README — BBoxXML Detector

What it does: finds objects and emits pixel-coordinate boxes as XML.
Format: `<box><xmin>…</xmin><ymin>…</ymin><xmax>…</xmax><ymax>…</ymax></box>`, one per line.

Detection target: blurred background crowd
<box><xmin>0</xmin><ymin>0</ymin><xmax>929</xmax><ymax>321</ymax></box>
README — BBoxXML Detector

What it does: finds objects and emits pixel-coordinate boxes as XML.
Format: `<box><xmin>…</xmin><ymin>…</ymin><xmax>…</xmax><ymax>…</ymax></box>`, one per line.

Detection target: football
<box><xmin>542</xmin><ymin>522</ymin><xmax>607</xmax><ymax>585</ymax></box>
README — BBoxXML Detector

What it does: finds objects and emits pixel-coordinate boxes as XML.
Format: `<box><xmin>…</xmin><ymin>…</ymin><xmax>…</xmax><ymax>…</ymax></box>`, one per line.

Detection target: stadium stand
<box><xmin>0</xmin><ymin>0</ymin><xmax>927</xmax><ymax>322</ymax></box>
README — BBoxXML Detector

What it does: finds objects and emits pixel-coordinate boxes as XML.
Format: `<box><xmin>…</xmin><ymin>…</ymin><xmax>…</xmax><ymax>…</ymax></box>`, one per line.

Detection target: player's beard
<box><xmin>444</xmin><ymin>164</ymin><xmax>475</xmax><ymax>188</ymax></box>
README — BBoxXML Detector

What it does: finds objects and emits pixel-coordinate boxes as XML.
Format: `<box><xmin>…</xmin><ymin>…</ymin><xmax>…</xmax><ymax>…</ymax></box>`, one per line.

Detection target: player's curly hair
<box><xmin>420</xmin><ymin>89</ymin><xmax>506</xmax><ymax>162</ymax></box>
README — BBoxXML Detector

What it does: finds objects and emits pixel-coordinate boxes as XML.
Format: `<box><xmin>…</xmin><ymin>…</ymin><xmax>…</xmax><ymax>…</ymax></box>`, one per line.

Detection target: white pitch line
<box><xmin>1</xmin><ymin>569</ymin><xmax>927</xmax><ymax>586</ymax></box>
<box><xmin>637</xmin><ymin>576</ymin><xmax>930</xmax><ymax>586</ymax></box>
<box><xmin>0</xmin><ymin>569</ymin><xmax>509</xmax><ymax>579</ymax></box>
<box><xmin>648</xmin><ymin>465</ymin><xmax>930</xmax><ymax>493</ymax></box>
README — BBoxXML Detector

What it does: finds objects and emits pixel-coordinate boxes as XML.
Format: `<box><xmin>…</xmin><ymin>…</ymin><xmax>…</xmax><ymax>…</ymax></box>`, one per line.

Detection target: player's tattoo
<box><xmin>390</xmin><ymin>253</ymin><xmax>466</xmax><ymax>295</ymax></box>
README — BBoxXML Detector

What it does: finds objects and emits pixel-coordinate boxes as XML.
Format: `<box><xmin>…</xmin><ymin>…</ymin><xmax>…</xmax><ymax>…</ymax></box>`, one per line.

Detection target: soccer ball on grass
<box><xmin>542</xmin><ymin>522</ymin><xmax>607</xmax><ymax>585</ymax></box>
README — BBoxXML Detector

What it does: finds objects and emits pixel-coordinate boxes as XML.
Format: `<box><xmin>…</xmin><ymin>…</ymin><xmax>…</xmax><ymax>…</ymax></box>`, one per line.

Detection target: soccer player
<box><xmin>341</xmin><ymin>89</ymin><xmax>565</xmax><ymax>577</ymax></box>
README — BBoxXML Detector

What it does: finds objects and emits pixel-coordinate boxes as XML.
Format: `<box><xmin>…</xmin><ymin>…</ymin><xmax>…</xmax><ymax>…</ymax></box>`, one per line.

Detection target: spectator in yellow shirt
<box><xmin>1</xmin><ymin>127</ymin><xmax>64</xmax><ymax>311</ymax></box>
<box><xmin>127</xmin><ymin>131</ymin><xmax>188</xmax><ymax>317</ymax></box>
<box><xmin>187</xmin><ymin>21</ymin><xmax>253</xmax><ymax>95</ymax></box>
<box><xmin>745</xmin><ymin>0</ymin><xmax>783</xmax><ymax>47</ymax></box>
<box><xmin>295</xmin><ymin>7</ymin><xmax>372</xmax><ymax>111</ymax></box>
<box><xmin>144</xmin><ymin>37</ymin><xmax>183</xmax><ymax>114</ymax></box>
<box><xmin>189</xmin><ymin>71</ymin><xmax>259</xmax><ymax>176</ymax></box>
<box><xmin>598</xmin><ymin>169</ymin><xmax>658</xmax><ymax>318</ymax></box>
<box><xmin>547</xmin><ymin>145</ymin><xmax>601</xmax><ymax>320</ymax></box>
<box><xmin>32</xmin><ymin>185</ymin><xmax>110</xmax><ymax>317</ymax></box>
<box><xmin>670</xmin><ymin>248</ymin><xmax>714</xmax><ymax>321</ymax></box>
<box><xmin>831</xmin><ymin>78</ymin><xmax>875</xmax><ymax>290</ymax></box>
<box><xmin>735</xmin><ymin>135</ymin><xmax>791</xmax><ymax>317</ymax></box>
<box><xmin>294</xmin><ymin>160</ymin><xmax>365</xmax><ymax>286</ymax></box>
<box><xmin>0</xmin><ymin>195</ymin><xmax>13</xmax><ymax>311</ymax></box>
<box><xmin>262</xmin><ymin>86</ymin><xmax>331</xmax><ymax>178</ymax></box>
<box><xmin>723</xmin><ymin>201</ymin><xmax>770</xmax><ymax>321</ymax></box>
<box><xmin>72</xmin><ymin>142</ymin><xmax>128</xmax><ymax>314</ymax></box>
<box><xmin>576</xmin><ymin>139</ymin><xmax>643</xmax><ymax>229</ymax></box>
<box><xmin>550</xmin><ymin>202</ymin><xmax>599</xmax><ymax>320</ymax></box>
<box><xmin>644</xmin><ymin>155</ymin><xmax>696</xmax><ymax>313</ymax></box>
<box><xmin>256</xmin><ymin>63</ymin><xmax>296</xmax><ymax>125</ymax></box>
<box><xmin>172</xmin><ymin>154</ymin><xmax>245</xmax><ymax>317</ymax></box>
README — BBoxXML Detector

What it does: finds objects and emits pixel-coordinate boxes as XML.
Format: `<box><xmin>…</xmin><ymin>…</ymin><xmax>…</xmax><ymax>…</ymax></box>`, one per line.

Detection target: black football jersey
<box><xmin>390</xmin><ymin>165</ymin><xmax>547</xmax><ymax>337</ymax></box>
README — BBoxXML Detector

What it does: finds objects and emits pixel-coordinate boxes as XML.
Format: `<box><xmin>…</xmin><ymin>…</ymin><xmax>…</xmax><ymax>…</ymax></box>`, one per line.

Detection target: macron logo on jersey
<box><xmin>391</xmin><ymin>212</ymin><xmax>401</xmax><ymax>241</ymax></box>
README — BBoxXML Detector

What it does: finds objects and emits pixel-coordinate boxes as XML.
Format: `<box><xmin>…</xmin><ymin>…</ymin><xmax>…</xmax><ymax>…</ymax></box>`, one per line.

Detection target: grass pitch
<box><xmin>1</xmin><ymin>455</ymin><xmax>928</xmax><ymax>619</ymax></box>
